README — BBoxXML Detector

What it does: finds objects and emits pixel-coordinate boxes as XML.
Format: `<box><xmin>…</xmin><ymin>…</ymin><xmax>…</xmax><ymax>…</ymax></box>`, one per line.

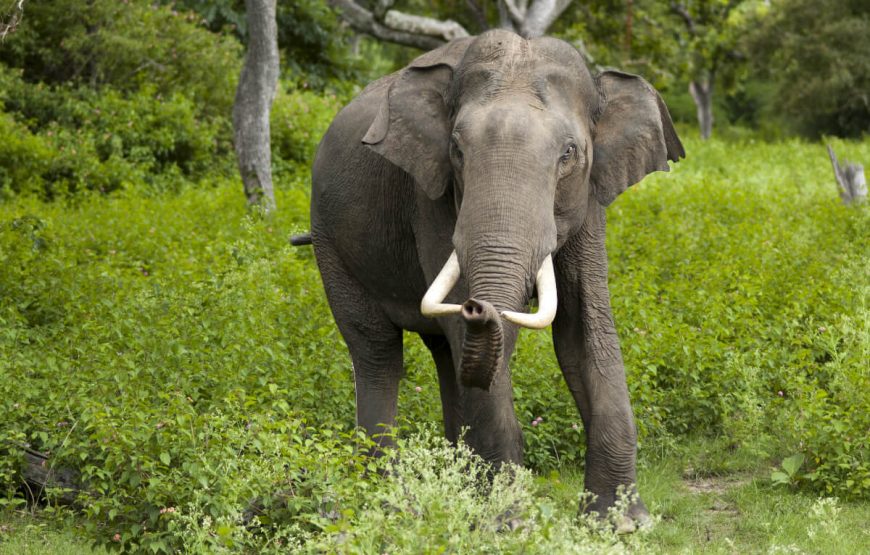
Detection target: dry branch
<box><xmin>330</xmin><ymin>0</ymin><xmax>572</xmax><ymax>50</ymax></box>
<box><xmin>328</xmin><ymin>0</ymin><xmax>465</xmax><ymax>50</ymax></box>
<box><xmin>827</xmin><ymin>145</ymin><xmax>867</xmax><ymax>204</ymax></box>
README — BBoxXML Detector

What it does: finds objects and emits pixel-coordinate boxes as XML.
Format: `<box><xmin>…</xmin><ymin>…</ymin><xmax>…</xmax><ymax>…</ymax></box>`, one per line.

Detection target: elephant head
<box><xmin>363</xmin><ymin>30</ymin><xmax>684</xmax><ymax>390</ymax></box>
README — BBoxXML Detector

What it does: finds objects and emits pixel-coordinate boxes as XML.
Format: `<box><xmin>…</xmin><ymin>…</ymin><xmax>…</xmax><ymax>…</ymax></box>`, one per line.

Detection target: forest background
<box><xmin>0</xmin><ymin>1</ymin><xmax>867</xmax><ymax>553</ymax></box>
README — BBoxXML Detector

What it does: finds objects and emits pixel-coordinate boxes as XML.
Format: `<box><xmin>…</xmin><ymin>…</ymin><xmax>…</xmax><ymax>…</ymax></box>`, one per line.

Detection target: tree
<box><xmin>327</xmin><ymin>0</ymin><xmax>574</xmax><ymax>46</ymax></box>
<box><xmin>172</xmin><ymin>0</ymin><xmax>364</xmax><ymax>89</ymax></box>
<box><xmin>745</xmin><ymin>0</ymin><xmax>870</xmax><ymax>137</ymax></box>
<box><xmin>233</xmin><ymin>0</ymin><xmax>279</xmax><ymax>213</ymax></box>
<box><xmin>668</xmin><ymin>0</ymin><xmax>747</xmax><ymax>139</ymax></box>
<box><xmin>0</xmin><ymin>0</ymin><xmax>24</xmax><ymax>41</ymax></box>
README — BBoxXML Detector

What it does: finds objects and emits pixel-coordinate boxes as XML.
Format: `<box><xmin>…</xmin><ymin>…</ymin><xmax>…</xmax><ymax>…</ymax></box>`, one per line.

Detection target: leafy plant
<box><xmin>772</xmin><ymin>453</ymin><xmax>805</xmax><ymax>487</ymax></box>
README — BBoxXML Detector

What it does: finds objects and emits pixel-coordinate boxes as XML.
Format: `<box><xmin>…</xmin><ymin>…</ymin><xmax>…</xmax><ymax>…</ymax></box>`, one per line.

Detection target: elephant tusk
<box><xmin>501</xmin><ymin>254</ymin><xmax>557</xmax><ymax>329</ymax></box>
<box><xmin>420</xmin><ymin>251</ymin><xmax>463</xmax><ymax>317</ymax></box>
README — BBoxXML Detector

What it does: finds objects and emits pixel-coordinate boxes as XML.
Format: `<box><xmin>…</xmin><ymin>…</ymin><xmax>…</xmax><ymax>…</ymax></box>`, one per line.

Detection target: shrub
<box><xmin>0</xmin><ymin>0</ymin><xmax>241</xmax><ymax>118</ymax></box>
<box><xmin>0</xmin><ymin>68</ymin><xmax>232</xmax><ymax>197</ymax></box>
<box><xmin>270</xmin><ymin>86</ymin><xmax>346</xmax><ymax>168</ymax></box>
<box><xmin>0</xmin><ymin>114</ymin><xmax>867</xmax><ymax>555</ymax></box>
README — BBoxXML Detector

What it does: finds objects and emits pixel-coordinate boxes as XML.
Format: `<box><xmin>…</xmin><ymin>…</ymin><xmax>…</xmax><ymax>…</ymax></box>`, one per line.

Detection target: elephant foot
<box><xmin>613</xmin><ymin>502</ymin><xmax>653</xmax><ymax>534</ymax></box>
<box><xmin>582</xmin><ymin>488</ymin><xmax>652</xmax><ymax>534</ymax></box>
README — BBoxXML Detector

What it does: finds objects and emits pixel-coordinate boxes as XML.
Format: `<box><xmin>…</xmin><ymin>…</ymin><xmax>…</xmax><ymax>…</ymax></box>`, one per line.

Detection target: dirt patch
<box><xmin>683</xmin><ymin>476</ymin><xmax>747</xmax><ymax>495</ymax></box>
<box><xmin>682</xmin><ymin>472</ymin><xmax>749</xmax><ymax>521</ymax></box>
<box><xmin>682</xmin><ymin>468</ymin><xmax>750</xmax><ymax>496</ymax></box>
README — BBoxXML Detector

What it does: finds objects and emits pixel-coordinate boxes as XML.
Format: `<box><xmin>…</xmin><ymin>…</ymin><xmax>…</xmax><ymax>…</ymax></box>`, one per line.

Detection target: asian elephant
<box><xmin>309</xmin><ymin>29</ymin><xmax>684</xmax><ymax>525</ymax></box>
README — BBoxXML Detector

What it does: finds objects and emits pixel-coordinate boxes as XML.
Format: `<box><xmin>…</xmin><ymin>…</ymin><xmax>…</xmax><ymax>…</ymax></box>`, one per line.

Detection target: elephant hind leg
<box><xmin>420</xmin><ymin>333</ymin><xmax>461</xmax><ymax>443</ymax></box>
<box><xmin>314</xmin><ymin>240</ymin><xmax>404</xmax><ymax>451</ymax></box>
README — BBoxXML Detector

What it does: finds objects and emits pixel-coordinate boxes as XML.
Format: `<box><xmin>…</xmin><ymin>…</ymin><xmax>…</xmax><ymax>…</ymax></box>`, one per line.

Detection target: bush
<box><xmin>606</xmin><ymin>137</ymin><xmax>869</xmax><ymax>494</ymax></box>
<box><xmin>0</xmin><ymin>119</ymin><xmax>867</xmax><ymax>552</ymax></box>
<box><xmin>270</xmin><ymin>86</ymin><xmax>346</xmax><ymax>168</ymax></box>
<box><xmin>0</xmin><ymin>0</ymin><xmax>241</xmax><ymax>118</ymax></box>
<box><xmin>0</xmin><ymin>68</ymin><xmax>232</xmax><ymax>198</ymax></box>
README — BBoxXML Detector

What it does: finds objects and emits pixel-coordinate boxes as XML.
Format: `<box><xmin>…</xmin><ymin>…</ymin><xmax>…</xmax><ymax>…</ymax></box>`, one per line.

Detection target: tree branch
<box><xmin>465</xmin><ymin>0</ymin><xmax>489</xmax><ymax>32</ymax></box>
<box><xmin>501</xmin><ymin>0</ymin><xmax>526</xmax><ymax>26</ymax></box>
<box><xmin>384</xmin><ymin>10</ymin><xmax>469</xmax><ymax>41</ymax></box>
<box><xmin>497</xmin><ymin>0</ymin><xmax>517</xmax><ymax>31</ymax></box>
<box><xmin>0</xmin><ymin>0</ymin><xmax>25</xmax><ymax>41</ymax></box>
<box><xmin>669</xmin><ymin>2</ymin><xmax>696</xmax><ymax>35</ymax></box>
<box><xmin>520</xmin><ymin>0</ymin><xmax>572</xmax><ymax>38</ymax></box>
<box><xmin>328</xmin><ymin>0</ymin><xmax>468</xmax><ymax>50</ymax></box>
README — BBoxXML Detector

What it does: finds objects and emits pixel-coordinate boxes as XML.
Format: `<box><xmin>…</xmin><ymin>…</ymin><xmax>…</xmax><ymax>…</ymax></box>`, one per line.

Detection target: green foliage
<box><xmin>171</xmin><ymin>0</ymin><xmax>372</xmax><ymax>89</ymax></box>
<box><xmin>0</xmin><ymin>0</ymin><xmax>241</xmax><ymax>117</ymax></box>
<box><xmin>0</xmin><ymin>68</ymin><xmax>232</xmax><ymax>198</ymax></box>
<box><xmin>270</xmin><ymin>87</ymin><xmax>346</xmax><ymax>168</ymax></box>
<box><xmin>0</xmin><ymin>74</ymin><xmax>868</xmax><ymax>550</ymax></box>
<box><xmin>744</xmin><ymin>0</ymin><xmax>870</xmax><ymax>137</ymax></box>
<box><xmin>771</xmin><ymin>453</ymin><xmax>805</xmax><ymax>487</ymax></box>
<box><xmin>606</xmin><ymin>136</ymin><xmax>869</xmax><ymax>497</ymax></box>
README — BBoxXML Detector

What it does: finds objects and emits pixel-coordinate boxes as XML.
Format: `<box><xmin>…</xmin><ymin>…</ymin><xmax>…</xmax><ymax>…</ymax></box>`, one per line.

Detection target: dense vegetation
<box><xmin>0</xmin><ymin>0</ymin><xmax>868</xmax><ymax>552</ymax></box>
<box><xmin>1</xmin><ymin>133</ymin><xmax>867</xmax><ymax>551</ymax></box>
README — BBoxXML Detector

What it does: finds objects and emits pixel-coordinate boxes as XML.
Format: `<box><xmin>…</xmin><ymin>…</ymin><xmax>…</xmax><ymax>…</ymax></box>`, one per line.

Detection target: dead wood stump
<box><xmin>827</xmin><ymin>145</ymin><xmax>867</xmax><ymax>204</ymax></box>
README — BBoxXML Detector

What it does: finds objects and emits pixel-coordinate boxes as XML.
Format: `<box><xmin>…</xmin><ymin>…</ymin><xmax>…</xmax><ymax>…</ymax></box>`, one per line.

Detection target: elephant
<box><xmin>308</xmin><ymin>29</ymin><xmax>684</xmax><ymax>526</ymax></box>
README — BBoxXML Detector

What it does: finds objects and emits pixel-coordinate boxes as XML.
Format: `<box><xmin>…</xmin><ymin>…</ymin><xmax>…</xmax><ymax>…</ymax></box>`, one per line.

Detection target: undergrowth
<box><xmin>0</xmin><ymin>129</ymin><xmax>867</xmax><ymax>551</ymax></box>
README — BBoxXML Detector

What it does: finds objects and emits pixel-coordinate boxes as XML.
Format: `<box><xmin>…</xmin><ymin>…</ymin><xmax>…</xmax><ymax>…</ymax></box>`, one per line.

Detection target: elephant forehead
<box><xmin>452</xmin><ymin>42</ymin><xmax>592</xmax><ymax>114</ymax></box>
<box><xmin>462</xmin><ymin>29</ymin><xmax>531</xmax><ymax>68</ymax></box>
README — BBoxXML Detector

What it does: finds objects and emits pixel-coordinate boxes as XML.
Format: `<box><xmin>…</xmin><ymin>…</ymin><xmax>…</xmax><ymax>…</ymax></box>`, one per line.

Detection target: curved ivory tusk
<box><xmin>501</xmin><ymin>254</ymin><xmax>557</xmax><ymax>329</ymax></box>
<box><xmin>420</xmin><ymin>251</ymin><xmax>463</xmax><ymax>317</ymax></box>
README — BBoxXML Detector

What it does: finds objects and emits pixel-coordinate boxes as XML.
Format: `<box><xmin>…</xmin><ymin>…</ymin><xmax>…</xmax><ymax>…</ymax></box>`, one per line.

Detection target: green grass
<box><xmin>0</xmin><ymin>511</ymin><xmax>102</xmax><ymax>554</ymax></box>
<box><xmin>3</xmin><ymin>436</ymin><xmax>868</xmax><ymax>554</ymax></box>
<box><xmin>518</xmin><ymin>437</ymin><xmax>870</xmax><ymax>554</ymax></box>
<box><xmin>0</xmin><ymin>133</ymin><xmax>868</xmax><ymax>552</ymax></box>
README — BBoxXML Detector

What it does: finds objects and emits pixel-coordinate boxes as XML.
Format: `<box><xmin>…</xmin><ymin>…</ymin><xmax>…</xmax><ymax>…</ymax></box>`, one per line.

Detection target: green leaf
<box><xmin>782</xmin><ymin>454</ymin><xmax>805</xmax><ymax>476</ymax></box>
<box><xmin>159</xmin><ymin>452</ymin><xmax>171</xmax><ymax>466</ymax></box>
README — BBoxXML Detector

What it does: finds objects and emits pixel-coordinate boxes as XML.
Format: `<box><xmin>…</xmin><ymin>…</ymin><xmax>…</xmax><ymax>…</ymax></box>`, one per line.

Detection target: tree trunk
<box><xmin>689</xmin><ymin>77</ymin><xmax>714</xmax><ymax>140</ymax></box>
<box><xmin>519</xmin><ymin>0</ymin><xmax>572</xmax><ymax>38</ymax></box>
<box><xmin>233</xmin><ymin>0</ymin><xmax>279</xmax><ymax>214</ymax></box>
<box><xmin>827</xmin><ymin>145</ymin><xmax>867</xmax><ymax>204</ymax></box>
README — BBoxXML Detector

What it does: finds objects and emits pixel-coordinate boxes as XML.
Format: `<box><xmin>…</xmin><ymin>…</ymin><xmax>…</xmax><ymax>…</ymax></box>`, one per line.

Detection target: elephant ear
<box><xmin>362</xmin><ymin>38</ymin><xmax>473</xmax><ymax>200</ymax></box>
<box><xmin>590</xmin><ymin>70</ymin><xmax>685</xmax><ymax>207</ymax></box>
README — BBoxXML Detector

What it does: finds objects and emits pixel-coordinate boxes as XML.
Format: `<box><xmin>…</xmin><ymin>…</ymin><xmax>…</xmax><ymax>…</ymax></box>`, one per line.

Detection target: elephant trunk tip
<box><xmin>461</xmin><ymin>298</ymin><xmax>499</xmax><ymax>327</ymax></box>
<box><xmin>460</xmin><ymin>298</ymin><xmax>504</xmax><ymax>390</ymax></box>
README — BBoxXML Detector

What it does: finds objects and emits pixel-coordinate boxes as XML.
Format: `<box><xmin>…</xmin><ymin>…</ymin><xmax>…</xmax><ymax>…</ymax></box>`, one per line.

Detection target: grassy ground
<box><xmin>2</xmin><ymin>437</ymin><xmax>868</xmax><ymax>554</ymax></box>
<box><xmin>0</xmin><ymin>511</ymin><xmax>103</xmax><ymax>554</ymax></box>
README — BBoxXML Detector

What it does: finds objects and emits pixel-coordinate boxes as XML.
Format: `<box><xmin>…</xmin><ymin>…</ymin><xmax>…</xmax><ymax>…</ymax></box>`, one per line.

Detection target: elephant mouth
<box><xmin>419</xmin><ymin>250</ymin><xmax>557</xmax><ymax>329</ymax></box>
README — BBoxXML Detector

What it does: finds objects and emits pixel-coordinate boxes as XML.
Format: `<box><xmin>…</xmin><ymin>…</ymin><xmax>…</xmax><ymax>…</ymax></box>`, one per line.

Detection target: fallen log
<box><xmin>18</xmin><ymin>445</ymin><xmax>81</xmax><ymax>505</ymax></box>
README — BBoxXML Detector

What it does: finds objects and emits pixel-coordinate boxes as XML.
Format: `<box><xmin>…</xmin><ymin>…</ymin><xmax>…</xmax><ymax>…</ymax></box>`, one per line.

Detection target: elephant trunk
<box><xmin>459</xmin><ymin>298</ymin><xmax>504</xmax><ymax>389</ymax></box>
<box><xmin>457</xmin><ymin>251</ymin><xmax>525</xmax><ymax>390</ymax></box>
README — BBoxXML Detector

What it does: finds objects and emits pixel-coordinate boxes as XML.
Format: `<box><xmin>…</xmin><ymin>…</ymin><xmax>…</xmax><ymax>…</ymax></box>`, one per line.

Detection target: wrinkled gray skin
<box><xmin>310</xmin><ymin>30</ymin><xmax>684</xmax><ymax>524</ymax></box>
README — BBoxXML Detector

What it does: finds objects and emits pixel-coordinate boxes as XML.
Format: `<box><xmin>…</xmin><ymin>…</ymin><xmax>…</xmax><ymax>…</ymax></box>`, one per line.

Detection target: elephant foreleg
<box><xmin>420</xmin><ymin>333</ymin><xmax>462</xmax><ymax>443</ymax></box>
<box><xmin>551</xmin><ymin>203</ymin><xmax>649</xmax><ymax>525</ymax></box>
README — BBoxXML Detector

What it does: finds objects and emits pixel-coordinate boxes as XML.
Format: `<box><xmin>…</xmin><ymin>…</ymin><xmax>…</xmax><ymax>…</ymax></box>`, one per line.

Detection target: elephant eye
<box><xmin>450</xmin><ymin>136</ymin><xmax>463</xmax><ymax>165</ymax></box>
<box><xmin>560</xmin><ymin>144</ymin><xmax>577</xmax><ymax>164</ymax></box>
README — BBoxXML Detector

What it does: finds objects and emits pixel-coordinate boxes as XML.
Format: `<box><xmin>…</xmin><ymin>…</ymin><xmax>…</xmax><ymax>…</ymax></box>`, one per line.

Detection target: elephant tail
<box><xmin>290</xmin><ymin>232</ymin><xmax>312</xmax><ymax>246</ymax></box>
